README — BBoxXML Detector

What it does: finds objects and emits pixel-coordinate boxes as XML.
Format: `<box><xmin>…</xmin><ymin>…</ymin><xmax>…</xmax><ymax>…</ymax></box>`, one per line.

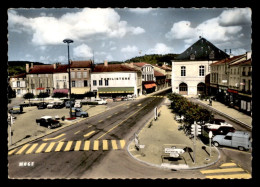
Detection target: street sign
<box><xmin>154</xmin><ymin>107</ymin><xmax>158</xmax><ymax>120</ymax></box>
<box><xmin>209</xmin><ymin>131</ymin><xmax>213</xmax><ymax>138</ymax></box>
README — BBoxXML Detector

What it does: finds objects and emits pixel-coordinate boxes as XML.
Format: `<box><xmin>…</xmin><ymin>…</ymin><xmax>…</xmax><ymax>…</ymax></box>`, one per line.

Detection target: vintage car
<box><xmin>9</xmin><ymin>105</ymin><xmax>23</xmax><ymax>114</ymax></box>
<box><xmin>37</xmin><ymin>102</ymin><xmax>48</xmax><ymax>109</ymax></box>
<box><xmin>71</xmin><ymin>107</ymin><xmax>88</xmax><ymax>118</ymax></box>
<box><xmin>204</xmin><ymin>118</ymin><xmax>233</xmax><ymax>130</ymax></box>
<box><xmin>36</xmin><ymin>116</ymin><xmax>61</xmax><ymax>129</ymax></box>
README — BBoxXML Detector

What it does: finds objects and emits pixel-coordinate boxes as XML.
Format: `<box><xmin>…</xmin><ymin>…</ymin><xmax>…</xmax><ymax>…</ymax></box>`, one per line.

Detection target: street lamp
<box><xmin>63</xmin><ymin>39</ymin><xmax>74</xmax><ymax>118</ymax></box>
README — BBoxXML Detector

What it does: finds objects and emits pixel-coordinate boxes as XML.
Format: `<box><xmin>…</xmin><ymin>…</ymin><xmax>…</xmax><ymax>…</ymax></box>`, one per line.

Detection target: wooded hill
<box><xmin>8</xmin><ymin>61</ymin><xmax>44</xmax><ymax>77</ymax></box>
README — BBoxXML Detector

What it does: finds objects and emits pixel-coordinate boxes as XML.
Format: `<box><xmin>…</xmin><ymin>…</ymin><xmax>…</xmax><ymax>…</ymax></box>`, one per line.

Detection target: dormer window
<box><xmin>190</xmin><ymin>54</ymin><xmax>195</xmax><ymax>60</ymax></box>
<box><xmin>209</xmin><ymin>51</ymin><xmax>215</xmax><ymax>59</ymax></box>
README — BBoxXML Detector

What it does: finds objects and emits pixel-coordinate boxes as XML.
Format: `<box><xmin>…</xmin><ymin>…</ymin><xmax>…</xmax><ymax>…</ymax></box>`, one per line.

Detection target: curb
<box><xmin>127</xmin><ymin>105</ymin><xmax>221</xmax><ymax>171</ymax></box>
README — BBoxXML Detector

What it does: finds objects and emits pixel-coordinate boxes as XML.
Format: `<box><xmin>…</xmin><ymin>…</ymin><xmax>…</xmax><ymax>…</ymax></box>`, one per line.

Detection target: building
<box><xmin>52</xmin><ymin>64</ymin><xmax>69</xmax><ymax>95</ymax></box>
<box><xmin>154</xmin><ymin>70</ymin><xmax>166</xmax><ymax>91</ymax></box>
<box><xmin>70</xmin><ymin>60</ymin><xmax>93</xmax><ymax>95</ymax></box>
<box><xmin>153</xmin><ymin>63</ymin><xmax>172</xmax><ymax>87</ymax></box>
<box><xmin>26</xmin><ymin>63</ymin><xmax>56</xmax><ymax>95</ymax></box>
<box><xmin>91</xmin><ymin>61</ymin><xmax>142</xmax><ymax>98</ymax></box>
<box><xmin>171</xmin><ymin>37</ymin><xmax>229</xmax><ymax>96</ymax></box>
<box><xmin>9</xmin><ymin>73</ymin><xmax>27</xmax><ymax>97</ymax></box>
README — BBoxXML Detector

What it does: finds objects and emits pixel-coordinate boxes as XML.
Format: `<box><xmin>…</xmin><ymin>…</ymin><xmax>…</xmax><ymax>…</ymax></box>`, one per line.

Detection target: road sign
<box><xmin>209</xmin><ymin>131</ymin><xmax>213</xmax><ymax>138</ymax></box>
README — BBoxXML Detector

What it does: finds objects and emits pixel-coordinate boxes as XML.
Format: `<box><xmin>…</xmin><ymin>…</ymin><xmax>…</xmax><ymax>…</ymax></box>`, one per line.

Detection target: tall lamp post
<box><xmin>63</xmin><ymin>39</ymin><xmax>73</xmax><ymax>118</ymax></box>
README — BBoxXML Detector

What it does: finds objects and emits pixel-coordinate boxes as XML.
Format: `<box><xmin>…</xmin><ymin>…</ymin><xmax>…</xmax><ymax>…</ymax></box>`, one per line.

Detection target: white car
<box><xmin>74</xmin><ymin>101</ymin><xmax>82</xmax><ymax>108</ymax></box>
<box><xmin>47</xmin><ymin>102</ymin><xmax>55</xmax><ymax>109</ymax></box>
<box><xmin>205</xmin><ymin>121</ymin><xmax>233</xmax><ymax>130</ymax></box>
<box><xmin>95</xmin><ymin>99</ymin><xmax>107</xmax><ymax>105</ymax></box>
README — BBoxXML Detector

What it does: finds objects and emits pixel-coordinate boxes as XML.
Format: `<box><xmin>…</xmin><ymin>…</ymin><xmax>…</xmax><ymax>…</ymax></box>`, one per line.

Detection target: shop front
<box><xmin>238</xmin><ymin>92</ymin><xmax>252</xmax><ymax>116</ymax></box>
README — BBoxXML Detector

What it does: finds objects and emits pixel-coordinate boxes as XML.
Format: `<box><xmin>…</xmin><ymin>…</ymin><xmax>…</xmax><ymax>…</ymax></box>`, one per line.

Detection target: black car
<box><xmin>36</xmin><ymin>116</ymin><xmax>61</xmax><ymax>129</ymax></box>
<box><xmin>53</xmin><ymin>102</ymin><xmax>65</xmax><ymax>109</ymax></box>
<box><xmin>211</xmin><ymin>126</ymin><xmax>236</xmax><ymax>136</ymax></box>
<box><xmin>37</xmin><ymin>102</ymin><xmax>48</xmax><ymax>109</ymax></box>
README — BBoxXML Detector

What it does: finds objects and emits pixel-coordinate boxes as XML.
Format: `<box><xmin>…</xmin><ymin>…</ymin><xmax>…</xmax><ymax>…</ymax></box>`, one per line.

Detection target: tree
<box><xmin>52</xmin><ymin>92</ymin><xmax>68</xmax><ymax>98</ymax></box>
<box><xmin>23</xmin><ymin>92</ymin><xmax>34</xmax><ymax>106</ymax></box>
<box><xmin>37</xmin><ymin>92</ymin><xmax>49</xmax><ymax>103</ymax></box>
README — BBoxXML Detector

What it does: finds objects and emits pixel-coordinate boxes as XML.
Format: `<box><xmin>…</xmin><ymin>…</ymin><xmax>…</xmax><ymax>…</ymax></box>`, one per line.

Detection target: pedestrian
<box><xmin>209</xmin><ymin>98</ymin><xmax>212</xmax><ymax>106</ymax></box>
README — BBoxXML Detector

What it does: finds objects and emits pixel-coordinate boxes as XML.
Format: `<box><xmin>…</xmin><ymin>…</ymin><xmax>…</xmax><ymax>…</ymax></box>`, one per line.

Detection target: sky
<box><xmin>7</xmin><ymin>8</ymin><xmax>252</xmax><ymax>64</ymax></box>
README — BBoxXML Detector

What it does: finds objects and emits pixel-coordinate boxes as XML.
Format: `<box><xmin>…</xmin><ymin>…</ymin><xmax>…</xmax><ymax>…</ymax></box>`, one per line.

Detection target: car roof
<box><xmin>41</xmin><ymin>116</ymin><xmax>53</xmax><ymax>119</ymax></box>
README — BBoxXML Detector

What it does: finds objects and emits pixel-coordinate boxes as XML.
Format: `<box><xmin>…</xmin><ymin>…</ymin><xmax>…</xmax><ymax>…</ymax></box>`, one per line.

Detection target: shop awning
<box><xmin>144</xmin><ymin>83</ymin><xmax>156</xmax><ymax>89</ymax></box>
<box><xmin>98</xmin><ymin>87</ymin><xmax>134</xmax><ymax>94</ymax></box>
<box><xmin>36</xmin><ymin>87</ymin><xmax>45</xmax><ymax>90</ymax></box>
<box><xmin>53</xmin><ymin>89</ymin><xmax>69</xmax><ymax>94</ymax></box>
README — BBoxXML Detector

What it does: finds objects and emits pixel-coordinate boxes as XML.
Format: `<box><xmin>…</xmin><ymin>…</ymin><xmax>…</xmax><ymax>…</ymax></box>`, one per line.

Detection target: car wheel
<box><xmin>37</xmin><ymin>123</ymin><xmax>40</xmax><ymax>126</ymax></box>
<box><xmin>81</xmin><ymin>115</ymin><xmax>85</xmax><ymax>118</ymax></box>
<box><xmin>213</xmin><ymin>141</ymin><xmax>219</xmax><ymax>147</ymax></box>
<box><xmin>238</xmin><ymin>146</ymin><xmax>245</xmax><ymax>151</ymax></box>
<box><xmin>47</xmin><ymin>125</ymin><xmax>52</xmax><ymax>129</ymax></box>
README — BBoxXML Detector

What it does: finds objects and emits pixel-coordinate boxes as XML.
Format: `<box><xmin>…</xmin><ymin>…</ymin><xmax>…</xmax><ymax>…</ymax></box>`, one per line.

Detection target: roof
<box><xmin>132</xmin><ymin>62</ymin><xmax>149</xmax><ymax>67</ymax></box>
<box><xmin>53</xmin><ymin>64</ymin><xmax>68</xmax><ymax>73</ymax></box>
<box><xmin>70</xmin><ymin>60</ymin><xmax>92</xmax><ymax>68</ymax></box>
<box><xmin>230</xmin><ymin>58</ymin><xmax>252</xmax><ymax>66</ymax></box>
<box><xmin>154</xmin><ymin>70</ymin><xmax>165</xmax><ymax>77</ymax></box>
<box><xmin>11</xmin><ymin>73</ymin><xmax>26</xmax><ymax>78</ymax></box>
<box><xmin>153</xmin><ymin>64</ymin><xmax>172</xmax><ymax>71</ymax></box>
<box><xmin>93</xmin><ymin>64</ymin><xmax>137</xmax><ymax>72</ymax></box>
<box><xmin>175</xmin><ymin>37</ymin><xmax>229</xmax><ymax>61</ymax></box>
<box><xmin>28</xmin><ymin>65</ymin><xmax>55</xmax><ymax>74</ymax></box>
<box><xmin>211</xmin><ymin>54</ymin><xmax>246</xmax><ymax>66</ymax></box>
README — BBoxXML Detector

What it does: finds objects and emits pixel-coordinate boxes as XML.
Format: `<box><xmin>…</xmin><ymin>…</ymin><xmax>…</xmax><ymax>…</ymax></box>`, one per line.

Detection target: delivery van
<box><xmin>212</xmin><ymin>131</ymin><xmax>251</xmax><ymax>151</ymax></box>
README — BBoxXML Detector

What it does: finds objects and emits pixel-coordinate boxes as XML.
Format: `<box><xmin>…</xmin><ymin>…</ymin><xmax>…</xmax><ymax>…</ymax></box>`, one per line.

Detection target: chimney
<box><xmin>31</xmin><ymin>63</ymin><xmax>33</xmax><ymax>69</ymax></box>
<box><xmin>246</xmin><ymin>51</ymin><xmax>252</xmax><ymax>60</ymax></box>
<box><xmin>53</xmin><ymin>63</ymin><xmax>57</xmax><ymax>69</ymax></box>
<box><xmin>26</xmin><ymin>64</ymin><xmax>29</xmax><ymax>73</ymax></box>
<box><xmin>130</xmin><ymin>62</ymin><xmax>134</xmax><ymax>67</ymax></box>
<box><xmin>104</xmin><ymin>60</ymin><xmax>108</xmax><ymax>66</ymax></box>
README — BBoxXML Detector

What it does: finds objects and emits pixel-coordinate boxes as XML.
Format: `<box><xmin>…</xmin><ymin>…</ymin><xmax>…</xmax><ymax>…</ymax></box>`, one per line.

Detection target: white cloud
<box><xmin>165</xmin><ymin>21</ymin><xmax>196</xmax><ymax>40</ymax></box>
<box><xmin>110</xmin><ymin>47</ymin><xmax>117</xmax><ymax>51</ymax></box>
<box><xmin>128</xmin><ymin>8</ymin><xmax>153</xmax><ymax>14</ymax></box>
<box><xmin>121</xmin><ymin>45</ymin><xmax>138</xmax><ymax>53</ymax></box>
<box><xmin>73</xmin><ymin>44</ymin><xmax>93</xmax><ymax>58</ymax></box>
<box><xmin>8</xmin><ymin>8</ymin><xmax>145</xmax><ymax>45</ymax></box>
<box><xmin>230</xmin><ymin>48</ymin><xmax>247</xmax><ymax>56</ymax></box>
<box><xmin>146</xmin><ymin>43</ymin><xmax>173</xmax><ymax>54</ymax></box>
<box><xmin>105</xmin><ymin>54</ymin><xmax>113</xmax><ymax>61</ymax></box>
<box><xmin>218</xmin><ymin>8</ymin><xmax>251</xmax><ymax>26</ymax></box>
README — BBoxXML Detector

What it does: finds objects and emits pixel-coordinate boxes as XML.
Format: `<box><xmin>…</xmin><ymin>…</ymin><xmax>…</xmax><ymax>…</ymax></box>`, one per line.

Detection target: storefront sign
<box><xmin>227</xmin><ymin>89</ymin><xmax>238</xmax><ymax>94</ymax></box>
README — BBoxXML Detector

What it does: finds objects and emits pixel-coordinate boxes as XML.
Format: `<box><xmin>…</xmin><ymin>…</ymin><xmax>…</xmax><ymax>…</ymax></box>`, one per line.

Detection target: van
<box><xmin>212</xmin><ymin>131</ymin><xmax>251</xmax><ymax>151</ymax></box>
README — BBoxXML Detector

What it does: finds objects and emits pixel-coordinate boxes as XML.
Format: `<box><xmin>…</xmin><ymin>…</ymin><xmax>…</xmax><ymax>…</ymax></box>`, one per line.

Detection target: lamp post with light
<box><xmin>63</xmin><ymin>39</ymin><xmax>73</xmax><ymax>118</ymax></box>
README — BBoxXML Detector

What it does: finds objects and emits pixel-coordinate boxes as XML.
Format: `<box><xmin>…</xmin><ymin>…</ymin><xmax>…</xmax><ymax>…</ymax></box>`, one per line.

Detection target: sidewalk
<box><xmin>128</xmin><ymin>102</ymin><xmax>220</xmax><ymax>170</ymax></box>
<box><xmin>194</xmin><ymin>98</ymin><xmax>252</xmax><ymax>128</ymax></box>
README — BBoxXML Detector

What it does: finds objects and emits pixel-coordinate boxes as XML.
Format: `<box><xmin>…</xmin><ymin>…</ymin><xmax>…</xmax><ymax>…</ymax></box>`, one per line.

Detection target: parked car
<box><xmin>204</xmin><ymin>118</ymin><xmax>233</xmax><ymax>130</ymax></box>
<box><xmin>36</xmin><ymin>116</ymin><xmax>61</xmax><ymax>129</ymax></box>
<box><xmin>113</xmin><ymin>97</ymin><xmax>122</xmax><ymax>102</ymax></box>
<box><xmin>207</xmin><ymin>126</ymin><xmax>236</xmax><ymax>136</ymax></box>
<box><xmin>94</xmin><ymin>99</ymin><xmax>107</xmax><ymax>105</ymax></box>
<box><xmin>53</xmin><ymin>102</ymin><xmax>65</xmax><ymax>109</ymax></box>
<box><xmin>74</xmin><ymin>101</ymin><xmax>82</xmax><ymax>108</ymax></box>
<box><xmin>9</xmin><ymin>105</ymin><xmax>23</xmax><ymax>114</ymax></box>
<box><xmin>212</xmin><ymin>131</ymin><xmax>251</xmax><ymax>151</ymax></box>
<box><xmin>37</xmin><ymin>102</ymin><xmax>48</xmax><ymax>109</ymax></box>
<box><xmin>65</xmin><ymin>100</ymin><xmax>75</xmax><ymax>108</ymax></box>
<box><xmin>71</xmin><ymin>107</ymin><xmax>88</xmax><ymax>118</ymax></box>
<box><xmin>47</xmin><ymin>102</ymin><xmax>55</xmax><ymax>109</ymax></box>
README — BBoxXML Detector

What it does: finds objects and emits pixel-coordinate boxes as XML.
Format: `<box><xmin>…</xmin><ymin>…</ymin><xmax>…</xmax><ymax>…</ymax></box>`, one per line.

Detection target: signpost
<box><xmin>191</xmin><ymin>122</ymin><xmax>202</xmax><ymax>163</ymax></box>
<box><xmin>209</xmin><ymin>131</ymin><xmax>213</xmax><ymax>157</ymax></box>
<box><xmin>154</xmin><ymin>107</ymin><xmax>158</xmax><ymax>120</ymax></box>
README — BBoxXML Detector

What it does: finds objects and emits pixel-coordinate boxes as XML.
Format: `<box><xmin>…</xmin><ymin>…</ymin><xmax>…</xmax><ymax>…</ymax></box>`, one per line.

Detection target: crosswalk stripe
<box><xmin>103</xmin><ymin>140</ymin><xmax>108</xmax><ymax>150</ymax></box>
<box><xmin>84</xmin><ymin>141</ymin><xmax>90</xmax><ymax>151</ymax></box>
<box><xmin>26</xmin><ymin>143</ymin><xmax>38</xmax><ymax>154</ymax></box>
<box><xmin>74</xmin><ymin>141</ymin><xmax>81</xmax><ymax>151</ymax></box>
<box><xmin>220</xmin><ymin>163</ymin><xmax>237</xmax><ymax>167</ymax></box>
<box><xmin>64</xmin><ymin>141</ymin><xmax>73</xmax><ymax>151</ymax></box>
<box><xmin>45</xmin><ymin>142</ymin><xmax>56</xmax><ymax>153</ymax></box>
<box><xmin>200</xmin><ymin>168</ymin><xmax>244</xmax><ymax>174</ymax></box>
<box><xmin>120</xmin><ymin>140</ymin><xmax>126</xmax><ymax>149</ymax></box>
<box><xmin>35</xmin><ymin>143</ymin><xmax>47</xmax><ymax>153</ymax></box>
<box><xmin>205</xmin><ymin>173</ymin><xmax>251</xmax><ymax>179</ymax></box>
<box><xmin>15</xmin><ymin>144</ymin><xmax>30</xmax><ymax>155</ymax></box>
<box><xmin>55</xmin><ymin>142</ymin><xmax>64</xmax><ymax>152</ymax></box>
<box><xmin>84</xmin><ymin>131</ymin><xmax>95</xmax><ymax>138</ymax></box>
<box><xmin>111</xmin><ymin>140</ymin><xmax>118</xmax><ymax>150</ymax></box>
<box><xmin>93</xmin><ymin>140</ymin><xmax>99</xmax><ymax>150</ymax></box>
<box><xmin>8</xmin><ymin>148</ymin><xmax>17</xmax><ymax>155</ymax></box>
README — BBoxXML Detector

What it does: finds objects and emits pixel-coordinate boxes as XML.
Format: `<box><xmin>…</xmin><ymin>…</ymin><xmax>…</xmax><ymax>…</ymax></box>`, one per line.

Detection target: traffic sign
<box><xmin>209</xmin><ymin>131</ymin><xmax>213</xmax><ymax>138</ymax></box>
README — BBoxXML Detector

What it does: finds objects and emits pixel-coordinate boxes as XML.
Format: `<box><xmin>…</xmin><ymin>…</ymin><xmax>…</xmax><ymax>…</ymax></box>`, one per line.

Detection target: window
<box><xmin>63</xmin><ymin>82</ymin><xmax>67</xmax><ymax>89</ymax></box>
<box><xmin>105</xmin><ymin>79</ymin><xmax>109</xmax><ymax>86</ymax></box>
<box><xmin>71</xmin><ymin>72</ymin><xmax>75</xmax><ymax>78</ymax></box>
<box><xmin>84</xmin><ymin>80</ymin><xmax>88</xmax><ymax>87</ymax></box>
<box><xmin>77</xmin><ymin>72</ymin><xmax>81</xmax><ymax>78</ymax></box>
<box><xmin>181</xmin><ymin>66</ymin><xmax>186</xmax><ymax>76</ymax></box>
<box><xmin>17</xmin><ymin>81</ymin><xmax>20</xmax><ymax>87</ymax></box>
<box><xmin>99</xmin><ymin>79</ymin><xmax>103</xmax><ymax>86</ymax></box>
<box><xmin>56</xmin><ymin>82</ymin><xmax>59</xmax><ymax>89</ymax></box>
<box><xmin>93</xmin><ymin>80</ymin><xmax>97</xmax><ymax>86</ymax></box>
<box><xmin>224</xmin><ymin>136</ymin><xmax>232</xmax><ymax>140</ymax></box>
<box><xmin>83</xmin><ymin>72</ymin><xmax>87</xmax><ymax>78</ymax></box>
<box><xmin>209</xmin><ymin>51</ymin><xmax>215</xmax><ymax>59</ymax></box>
<box><xmin>199</xmin><ymin>65</ymin><xmax>205</xmax><ymax>76</ymax></box>
<box><xmin>190</xmin><ymin>54</ymin><xmax>195</xmax><ymax>60</ymax></box>
<box><xmin>72</xmin><ymin>81</ymin><xmax>75</xmax><ymax>87</ymax></box>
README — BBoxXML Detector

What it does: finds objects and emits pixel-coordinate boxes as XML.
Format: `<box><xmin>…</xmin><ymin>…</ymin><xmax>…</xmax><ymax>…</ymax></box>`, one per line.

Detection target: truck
<box><xmin>71</xmin><ymin>107</ymin><xmax>89</xmax><ymax>118</ymax></box>
<box><xmin>212</xmin><ymin>131</ymin><xmax>251</xmax><ymax>151</ymax></box>
<box><xmin>36</xmin><ymin>116</ymin><xmax>61</xmax><ymax>129</ymax></box>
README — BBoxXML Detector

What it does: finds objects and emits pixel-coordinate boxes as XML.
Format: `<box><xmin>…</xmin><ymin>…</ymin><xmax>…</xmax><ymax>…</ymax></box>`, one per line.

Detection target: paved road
<box><xmin>8</xmin><ymin>90</ymin><xmax>173</xmax><ymax>178</ymax></box>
